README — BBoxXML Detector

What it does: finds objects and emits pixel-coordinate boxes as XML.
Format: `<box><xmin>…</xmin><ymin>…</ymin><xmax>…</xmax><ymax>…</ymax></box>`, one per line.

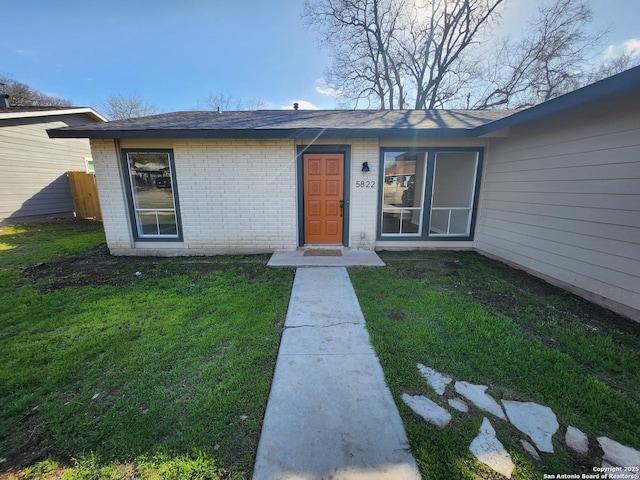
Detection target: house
<box><xmin>48</xmin><ymin>66</ymin><xmax>640</xmax><ymax>321</ymax></box>
<box><xmin>0</xmin><ymin>97</ymin><xmax>105</xmax><ymax>224</ymax></box>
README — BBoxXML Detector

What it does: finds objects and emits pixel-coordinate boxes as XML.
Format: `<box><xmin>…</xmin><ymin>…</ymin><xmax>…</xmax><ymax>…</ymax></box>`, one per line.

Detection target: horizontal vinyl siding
<box><xmin>0</xmin><ymin>114</ymin><xmax>95</xmax><ymax>221</ymax></box>
<box><xmin>477</xmin><ymin>106</ymin><xmax>640</xmax><ymax>319</ymax></box>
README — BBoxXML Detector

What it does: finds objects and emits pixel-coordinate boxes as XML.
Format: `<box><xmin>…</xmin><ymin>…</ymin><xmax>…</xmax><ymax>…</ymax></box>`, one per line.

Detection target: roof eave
<box><xmin>1</xmin><ymin>107</ymin><xmax>106</xmax><ymax>122</ymax></box>
<box><xmin>47</xmin><ymin>127</ymin><xmax>480</xmax><ymax>140</ymax></box>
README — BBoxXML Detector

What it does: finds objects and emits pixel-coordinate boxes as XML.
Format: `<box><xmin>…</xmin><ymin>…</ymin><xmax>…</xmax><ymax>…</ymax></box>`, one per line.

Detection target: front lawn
<box><xmin>0</xmin><ymin>221</ymin><xmax>294</xmax><ymax>479</ymax></box>
<box><xmin>350</xmin><ymin>251</ymin><xmax>640</xmax><ymax>479</ymax></box>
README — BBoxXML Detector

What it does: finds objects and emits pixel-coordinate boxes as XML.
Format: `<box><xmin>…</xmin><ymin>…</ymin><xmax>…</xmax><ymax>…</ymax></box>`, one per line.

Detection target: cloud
<box><xmin>315</xmin><ymin>78</ymin><xmax>343</xmax><ymax>98</ymax></box>
<box><xmin>15</xmin><ymin>49</ymin><xmax>35</xmax><ymax>56</ymax></box>
<box><xmin>280</xmin><ymin>100</ymin><xmax>320</xmax><ymax>110</ymax></box>
<box><xmin>603</xmin><ymin>38</ymin><xmax>640</xmax><ymax>60</ymax></box>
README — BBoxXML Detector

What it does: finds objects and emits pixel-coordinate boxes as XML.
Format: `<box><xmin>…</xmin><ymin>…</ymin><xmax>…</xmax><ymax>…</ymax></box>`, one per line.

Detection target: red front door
<box><xmin>303</xmin><ymin>153</ymin><xmax>344</xmax><ymax>244</ymax></box>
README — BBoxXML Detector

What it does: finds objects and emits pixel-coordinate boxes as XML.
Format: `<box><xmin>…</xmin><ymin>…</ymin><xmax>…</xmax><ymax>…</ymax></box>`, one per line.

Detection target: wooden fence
<box><xmin>67</xmin><ymin>171</ymin><xmax>103</xmax><ymax>221</ymax></box>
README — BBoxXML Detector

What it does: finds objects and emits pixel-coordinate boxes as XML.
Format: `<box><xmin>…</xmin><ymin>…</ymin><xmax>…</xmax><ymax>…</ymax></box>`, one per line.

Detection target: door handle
<box><xmin>339</xmin><ymin>200</ymin><xmax>344</xmax><ymax>217</ymax></box>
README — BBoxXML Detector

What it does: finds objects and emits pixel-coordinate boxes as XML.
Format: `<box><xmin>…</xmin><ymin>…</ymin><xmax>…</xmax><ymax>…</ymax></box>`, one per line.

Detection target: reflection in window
<box><xmin>126</xmin><ymin>151</ymin><xmax>180</xmax><ymax>238</ymax></box>
<box><xmin>429</xmin><ymin>152</ymin><xmax>478</xmax><ymax>236</ymax></box>
<box><xmin>381</xmin><ymin>152</ymin><xmax>426</xmax><ymax>235</ymax></box>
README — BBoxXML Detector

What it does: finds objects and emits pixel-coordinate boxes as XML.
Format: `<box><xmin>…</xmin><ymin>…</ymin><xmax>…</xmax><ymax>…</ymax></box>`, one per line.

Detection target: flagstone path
<box><xmin>402</xmin><ymin>364</ymin><xmax>640</xmax><ymax>479</ymax></box>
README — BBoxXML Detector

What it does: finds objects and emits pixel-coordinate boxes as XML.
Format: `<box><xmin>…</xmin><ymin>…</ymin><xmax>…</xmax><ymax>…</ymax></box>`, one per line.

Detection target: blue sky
<box><xmin>2</xmin><ymin>0</ymin><xmax>638</xmax><ymax>113</ymax></box>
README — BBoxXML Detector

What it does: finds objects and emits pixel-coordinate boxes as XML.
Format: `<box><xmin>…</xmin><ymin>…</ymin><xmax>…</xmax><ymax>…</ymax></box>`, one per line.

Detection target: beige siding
<box><xmin>476</xmin><ymin>106</ymin><xmax>640</xmax><ymax>320</ymax></box>
<box><xmin>0</xmin><ymin>114</ymin><xmax>94</xmax><ymax>222</ymax></box>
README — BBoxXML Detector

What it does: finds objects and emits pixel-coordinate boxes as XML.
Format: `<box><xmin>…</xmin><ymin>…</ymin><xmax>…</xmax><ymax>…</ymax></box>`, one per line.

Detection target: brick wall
<box><xmin>348</xmin><ymin>139</ymin><xmax>380</xmax><ymax>249</ymax></box>
<box><xmin>172</xmin><ymin>139</ymin><xmax>297</xmax><ymax>254</ymax></box>
<box><xmin>90</xmin><ymin>139</ymin><xmax>132</xmax><ymax>252</ymax></box>
<box><xmin>91</xmin><ymin>138</ymin><xmax>298</xmax><ymax>256</ymax></box>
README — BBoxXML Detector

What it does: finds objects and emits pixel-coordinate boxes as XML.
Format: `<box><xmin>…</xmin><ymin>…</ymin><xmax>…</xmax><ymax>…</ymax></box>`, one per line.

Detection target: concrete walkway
<box><xmin>253</xmin><ymin>267</ymin><xmax>421</xmax><ymax>480</ymax></box>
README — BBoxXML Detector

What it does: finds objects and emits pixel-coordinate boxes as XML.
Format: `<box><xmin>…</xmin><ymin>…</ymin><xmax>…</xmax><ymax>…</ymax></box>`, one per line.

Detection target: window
<box><xmin>381</xmin><ymin>151</ymin><xmax>427</xmax><ymax>235</ymax></box>
<box><xmin>123</xmin><ymin>149</ymin><xmax>181</xmax><ymax>240</ymax></box>
<box><xmin>379</xmin><ymin>148</ymin><xmax>481</xmax><ymax>240</ymax></box>
<box><xmin>84</xmin><ymin>157</ymin><xmax>95</xmax><ymax>174</ymax></box>
<box><xmin>429</xmin><ymin>152</ymin><xmax>479</xmax><ymax>236</ymax></box>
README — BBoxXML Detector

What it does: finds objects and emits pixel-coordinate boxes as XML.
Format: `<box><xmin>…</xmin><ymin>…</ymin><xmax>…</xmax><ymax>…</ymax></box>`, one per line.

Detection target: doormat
<box><xmin>303</xmin><ymin>249</ymin><xmax>343</xmax><ymax>257</ymax></box>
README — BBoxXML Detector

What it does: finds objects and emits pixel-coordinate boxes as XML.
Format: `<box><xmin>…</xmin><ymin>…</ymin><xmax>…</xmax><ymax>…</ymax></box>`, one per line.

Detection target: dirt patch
<box><xmin>385</xmin><ymin>309</ymin><xmax>406</xmax><ymax>322</ymax></box>
<box><xmin>0</xmin><ymin>406</ymin><xmax>56</xmax><ymax>476</ymax></box>
<box><xmin>379</xmin><ymin>250</ymin><xmax>640</xmax><ymax>339</ymax></box>
<box><xmin>22</xmin><ymin>246</ymin><xmax>270</xmax><ymax>293</ymax></box>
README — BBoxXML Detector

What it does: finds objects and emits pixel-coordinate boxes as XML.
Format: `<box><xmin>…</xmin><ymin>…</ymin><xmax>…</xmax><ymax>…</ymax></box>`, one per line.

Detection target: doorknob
<box><xmin>339</xmin><ymin>200</ymin><xmax>344</xmax><ymax>217</ymax></box>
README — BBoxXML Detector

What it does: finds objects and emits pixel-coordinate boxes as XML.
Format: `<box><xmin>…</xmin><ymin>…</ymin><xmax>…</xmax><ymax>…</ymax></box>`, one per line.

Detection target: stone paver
<box><xmin>454</xmin><ymin>381</ymin><xmax>506</xmax><ymax>420</ymax></box>
<box><xmin>469</xmin><ymin>418</ymin><xmax>515</xmax><ymax>479</ymax></box>
<box><xmin>402</xmin><ymin>394</ymin><xmax>452</xmax><ymax>428</ymax></box>
<box><xmin>520</xmin><ymin>440</ymin><xmax>540</xmax><ymax>460</ymax></box>
<box><xmin>447</xmin><ymin>397</ymin><xmax>469</xmax><ymax>413</ymax></box>
<box><xmin>408</xmin><ymin>363</ymin><xmax>640</xmax><ymax>478</ymax></box>
<box><xmin>598</xmin><ymin>436</ymin><xmax>640</xmax><ymax>476</ymax></box>
<box><xmin>417</xmin><ymin>364</ymin><xmax>452</xmax><ymax>395</ymax></box>
<box><xmin>502</xmin><ymin>400</ymin><xmax>558</xmax><ymax>453</ymax></box>
<box><xmin>566</xmin><ymin>426</ymin><xmax>589</xmax><ymax>455</ymax></box>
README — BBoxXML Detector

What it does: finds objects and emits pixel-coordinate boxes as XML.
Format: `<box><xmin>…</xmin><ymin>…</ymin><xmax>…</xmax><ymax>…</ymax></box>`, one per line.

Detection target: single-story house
<box><xmin>48</xmin><ymin>66</ymin><xmax>640</xmax><ymax>321</ymax></box>
<box><xmin>0</xmin><ymin>97</ymin><xmax>105</xmax><ymax>224</ymax></box>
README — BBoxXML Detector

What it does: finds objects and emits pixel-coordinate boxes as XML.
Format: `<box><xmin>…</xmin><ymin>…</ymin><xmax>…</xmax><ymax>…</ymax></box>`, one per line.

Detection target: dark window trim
<box><xmin>296</xmin><ymin>144</ymin><xmax>351</xmax><ymax>247</ymax></box>
<box><xmin>377</xmin><ymin>147</ymin><xmax>483</xmax><ymax>242</ymax></box>
<box><xmin>121</xmin><ymin>148</ymin><xmax>183</xmax><ymax>242</ymax></box>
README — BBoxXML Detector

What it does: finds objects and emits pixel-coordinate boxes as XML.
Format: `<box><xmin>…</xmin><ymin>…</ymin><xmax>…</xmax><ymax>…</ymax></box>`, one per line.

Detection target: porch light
<box><xmin>361</xmin><ymin>161</ymin><xmax>370</xmax><ymax>172</ymax></box>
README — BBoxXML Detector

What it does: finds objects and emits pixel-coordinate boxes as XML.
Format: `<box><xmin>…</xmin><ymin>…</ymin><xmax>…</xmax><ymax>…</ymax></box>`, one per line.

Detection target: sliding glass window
<box><xmin>381</xmin><ymin>151</ymin><xmax>427</xmax><ymax>236</ymax></box>
<box><xmin>123</xmin><ymin>150</ymin><xmax>181</xmax><ymax>240</ymax></box>
<box><xmin>379</xmin><ymin>148</ymin><xmax>481</xmax><ymax>240</ymax></box>
<box><xmin>429</xmin><ymin>151</ymin><xmax>479</xmax><ymax>236</ymax></box>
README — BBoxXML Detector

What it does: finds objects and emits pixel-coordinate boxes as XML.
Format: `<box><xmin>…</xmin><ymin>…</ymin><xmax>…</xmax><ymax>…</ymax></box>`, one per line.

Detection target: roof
<box><xmin>0</xmin><ymin>106</ymin><xmax>106</xmax><ymax>122</ymax></box>
<box><xmin>45</xmin><ymin>64</ymin><xmax>640</xmax><ymax>140</ymax></box>
<box><xmin>47</xmin><ymin>109</ymin><xmax>515</xmax><ymax>139</ymax></box>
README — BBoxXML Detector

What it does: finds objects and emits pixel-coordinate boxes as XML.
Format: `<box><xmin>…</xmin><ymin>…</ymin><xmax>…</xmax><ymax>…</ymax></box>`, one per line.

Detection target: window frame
<box><xmin>377</xmin><ymin>147</ymin><xmax>483</xmax><ymax>242</ymax></box>
<box><xmin>121</xmin><ymin>148</ymin><xmax>183</xmax><ymax>242</ymax></box>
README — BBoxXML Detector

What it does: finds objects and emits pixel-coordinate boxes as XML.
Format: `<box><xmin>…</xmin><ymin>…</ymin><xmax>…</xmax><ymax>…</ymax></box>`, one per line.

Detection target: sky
<box><xmin>2</xmin><ymin>0</ymin><xmax>639</xmax><ymax>114</ymax></box>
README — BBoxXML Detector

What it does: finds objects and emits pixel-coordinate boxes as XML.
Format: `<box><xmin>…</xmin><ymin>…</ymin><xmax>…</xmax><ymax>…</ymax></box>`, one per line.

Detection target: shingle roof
<box><xmin>2</xmin><ymin>106</ymin><xmax>76</xmax><ymax>112</ymax></box>
<box><xmin>47</xmin><ymin>109</ymin><xmax>517</xmax><ymax>139</ymax></box>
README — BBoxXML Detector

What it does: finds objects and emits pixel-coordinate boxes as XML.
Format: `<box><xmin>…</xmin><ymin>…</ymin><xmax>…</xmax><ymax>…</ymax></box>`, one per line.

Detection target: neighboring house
<box><xmin>0</xmin><ymin>97</ymin><xmax>105</xmax><ymax>224</ymax></box>
<box><xmin>48</xmin><ymin>66</ymin><xmax>640</xmax><ymax>321</ymax></box>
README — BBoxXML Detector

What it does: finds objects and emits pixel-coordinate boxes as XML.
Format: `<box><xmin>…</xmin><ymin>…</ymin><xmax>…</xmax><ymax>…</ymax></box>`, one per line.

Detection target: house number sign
<box><xmin>355</xmin><ymin>180</ymin><xmax>376</xmax><ymax>188</ymax></box>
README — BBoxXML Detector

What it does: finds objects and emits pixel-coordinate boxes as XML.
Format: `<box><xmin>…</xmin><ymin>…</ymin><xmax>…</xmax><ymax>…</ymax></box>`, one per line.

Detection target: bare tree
<box><xmin>103</xmin><ymin>93</ymin><xmax>158</xmax><ymax>120</ymax></box>
<box><xmin>471</xmin><ymin>0</ymin><xmax>606</xmax><ymax>109</ymax></box>
<box><xmin>402</xmin><ymin>0</ymin><xmax>506</xmax><ymax>108</ymax></box>
<box><xmin>587</xmin><ymin>52</ymin><xmax>640</xmax><ymax>84</ymax></box>
<box><xmin>303</xmin><ymin>0</ymin><xmax>505</xmax><ymax>109</ymax></box>
<box><xmin>0</xmin><ymin>75</ymin><xmax>72</xmax><ymax>107</ymax></box>
<box><xmin>203</xmin><ymin>91</ymin><xmax>269</xmax><ymax>111</ymax></box>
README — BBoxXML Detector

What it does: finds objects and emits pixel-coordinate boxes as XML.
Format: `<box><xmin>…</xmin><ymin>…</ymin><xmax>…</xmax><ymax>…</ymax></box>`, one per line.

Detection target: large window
<box><xmin>379</xmin><ymin>149</ymin><xmax>481</xmax><ymax>240</ymax></box>
<box><xmin>429</xmin><ymin>152</ymin><xmax>479</xmax><ymax>236</ymax></box>
<box><xmin>123</xmin><ymin>150</ymin><xmax>181</xmax><ymax>240</ymax></box>
<box><xmin>381</xmin><ymin>151</ymin><xmax>427</xmax><ymax>235</ymax></box>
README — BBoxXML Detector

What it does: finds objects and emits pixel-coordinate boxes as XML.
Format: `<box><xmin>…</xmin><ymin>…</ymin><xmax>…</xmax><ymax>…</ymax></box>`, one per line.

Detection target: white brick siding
<box><xmin>348</xmin><ymin>139</ymin><xmax>380</xmax><ymax>249</ymax></box>
<box><xmin>92</xmin><ymin>138</ymin><xmax>298</xmax><ymax>255</ymax></box>
<box><xmin>93</xmin><ymin>137</ymin><xmax>487</xmax><ymax>256</ymax></box>
<box><xmin>90</xmin><ymin>140</ymin><xmax>133</xmax><ymax>252</ymax></box>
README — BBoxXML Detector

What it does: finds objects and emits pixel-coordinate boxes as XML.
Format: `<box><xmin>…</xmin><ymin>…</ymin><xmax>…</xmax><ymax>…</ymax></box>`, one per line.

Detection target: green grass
<box><xmin>0</xmin><ymin>221</ymin><xmax>294</xmax><ymax>479</ymax></box>
<box><xmin>349</xmin><ymin>251</ymin><xmax>640</xmax><ymax>479</ymax></box>
<box><xmin>4</xmin><ymin>224</ymin><xmax>639</xmax><ymax>479</ymax></box>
